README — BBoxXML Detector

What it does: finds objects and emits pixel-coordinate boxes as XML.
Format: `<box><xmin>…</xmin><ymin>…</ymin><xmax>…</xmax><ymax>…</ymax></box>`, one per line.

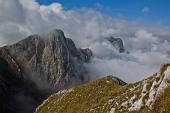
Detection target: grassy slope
<box><xmin>35</xmin><ymin>64</ymin><xmax>170</xmax><ymax>113</ymax></box>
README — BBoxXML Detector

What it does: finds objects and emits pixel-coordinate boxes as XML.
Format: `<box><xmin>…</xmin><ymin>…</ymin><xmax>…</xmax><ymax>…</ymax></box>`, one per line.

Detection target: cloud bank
<box><xmin>0</xmin><ymin>0</ymin><xmax>170</xmax><ymax>82</ymax></box>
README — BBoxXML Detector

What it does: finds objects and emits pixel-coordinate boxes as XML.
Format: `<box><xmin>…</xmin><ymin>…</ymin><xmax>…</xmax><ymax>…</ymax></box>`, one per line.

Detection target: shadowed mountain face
<box><xmin>0</xmin><ymin>56</ymin><xmax>45</xmax><ymax>113</ymax></box>
<box><xmin>0</xmin><ymin>29</ymin><xmax>92</xmax><ymax>113</ymax></box>
<box><xmin>0</xmin><ymin>57</ymin><xmax>18</xmax><ymax>113</ymax></box>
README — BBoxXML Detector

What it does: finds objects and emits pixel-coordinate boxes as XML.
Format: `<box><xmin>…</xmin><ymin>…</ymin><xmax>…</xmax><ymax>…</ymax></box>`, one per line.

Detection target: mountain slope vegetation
<box><xmin>35</xmin><ymin>64</ymin><xmax>170</xmax><ymax>113</ymax></box>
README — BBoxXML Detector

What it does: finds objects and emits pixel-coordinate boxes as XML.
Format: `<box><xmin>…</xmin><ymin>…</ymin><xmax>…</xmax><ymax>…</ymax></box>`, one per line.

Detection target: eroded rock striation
<box><xmin>0</xmin><ymin>29</ymin><xmax>92</xmax><ymax>113</ymax></box>
<box><xmin>4</xmin><ymin>29</ymin><xmax>92</xmax><ymax>90</ymax></box>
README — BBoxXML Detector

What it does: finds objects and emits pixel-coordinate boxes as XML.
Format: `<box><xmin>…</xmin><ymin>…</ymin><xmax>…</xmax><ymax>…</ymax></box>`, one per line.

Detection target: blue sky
<box><xmin>37</xmin><ymin>0</ymin><xmax>170</xmax><ymax>26</ymax></box>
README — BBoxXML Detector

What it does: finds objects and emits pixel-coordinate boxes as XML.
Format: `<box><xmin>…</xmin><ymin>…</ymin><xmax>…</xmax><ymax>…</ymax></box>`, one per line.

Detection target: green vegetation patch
<box><xmin>35</xmin><ymin>64</ymin><xmax>170</xmax><ymax>113</ymax></box>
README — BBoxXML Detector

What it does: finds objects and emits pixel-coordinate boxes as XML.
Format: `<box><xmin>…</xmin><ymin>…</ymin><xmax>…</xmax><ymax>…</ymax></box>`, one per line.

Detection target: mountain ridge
<box><xmin>0</xmin><ymin>29</ymin><xmax>169</xmax><ymax>113</ymax></box>
<box><xmin>0</xmin><ymin>29</ymin><xmax>92</xmax><ymax>113</ymax></box>
<box><xmin>3</xmin><ymin>29</ymin><xmax>92</xmax><ymax>90</ymax></box>
<box><xmin>35</xmin><ymin>64</ymin><xmax>170</xmax><ymax>113</ymax></box>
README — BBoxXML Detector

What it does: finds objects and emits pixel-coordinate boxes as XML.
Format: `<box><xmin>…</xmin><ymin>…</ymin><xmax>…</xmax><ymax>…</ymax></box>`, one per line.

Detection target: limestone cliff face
<box><xmin>4</xmin><ymin>29</ymin><xmax>92</xmax><ymax>90</ymax></box>
<box><xmin>0</xmin><ymin>29</ymin><xmax>92</xmax><ymax>113</ymax></box>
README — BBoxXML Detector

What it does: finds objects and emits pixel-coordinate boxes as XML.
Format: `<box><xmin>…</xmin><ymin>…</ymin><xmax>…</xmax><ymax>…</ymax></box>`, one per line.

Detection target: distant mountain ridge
<box><xmin>106</xmin><ymin>36</ymin><xmax>125</xmax><ymax>53</ymax></box>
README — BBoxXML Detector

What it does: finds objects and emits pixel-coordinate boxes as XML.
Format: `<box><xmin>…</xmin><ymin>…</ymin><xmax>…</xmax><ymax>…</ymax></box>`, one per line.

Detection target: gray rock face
<box><xmin>112</xmin><ymin>76</ymin><xmax>127</xmax><ymax>86</ymax></box>
<box><xmin>0</xmin><ymin>29</ymin><xmax>92</xmax><ymax>113</ymax></box>
<box><xmin>106</xmin><ymin>36</ymin><xmax>125</xmax><ymax>53</ymax></box>
<box><xmin>4</xmin><ymin>29</ymin><xmax>92</xmax><ymax>91</ymax></box>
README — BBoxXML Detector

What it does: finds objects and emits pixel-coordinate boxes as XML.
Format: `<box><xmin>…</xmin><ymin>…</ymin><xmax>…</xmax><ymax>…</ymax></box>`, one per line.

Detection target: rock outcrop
<box><xmin>106</xmin><ymin>36</ymin><xmax>125</xmax><ymax>53</ymax></box>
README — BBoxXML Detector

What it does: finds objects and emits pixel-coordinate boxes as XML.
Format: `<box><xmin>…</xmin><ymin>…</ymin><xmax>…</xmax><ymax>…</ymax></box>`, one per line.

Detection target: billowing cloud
<box><xmin>142</xmin><ymin>6</ymin><xmax>150</xmax><ymax>13</ymax></box>
<box><xmin>0</xmin><ymin>0</ymin><xmax>170</xmax><ymax>82</ymax></box>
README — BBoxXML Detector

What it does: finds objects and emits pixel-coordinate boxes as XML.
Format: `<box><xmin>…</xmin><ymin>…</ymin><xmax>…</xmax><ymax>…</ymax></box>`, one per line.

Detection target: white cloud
<box><xmin>85</xmin><ymin>58</ymin><xmax>157</xmax><ymax>82</ymax></box>
<box><xmin>0</xmin><ymin>0</ymin><xmax>170</xmax><ymax>83</ymax></box>
<box><xmin>19</xmin><ymin>0</ymin><xmax>39</xmax><ymax>10</ymax></box>
<box><xmin>142</xmin><ymin>6</ymin><xmax>150</xmax><ymax>13</ymax></box>
<box><xmin>0</xmin><ymin>0</ymin><xmax>25</xmax><ymax>23</ymax></box>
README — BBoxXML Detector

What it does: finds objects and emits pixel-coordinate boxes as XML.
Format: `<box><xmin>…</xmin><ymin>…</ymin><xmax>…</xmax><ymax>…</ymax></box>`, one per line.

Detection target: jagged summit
<box><xmin>48</xmin><ymin>29</ymin><xmax>65</xmax><ymax>37</ymax></box>
<box><xmin>0</xmin><ymin>29</ymin><xmax>92</xmax><ymax>113</ymax></box>
<box><xmin>46</xmin><ymin>29</ymin><xmax>66</xmax><ymax>43</ymax></box>
<box><xmin>3</xmin><ymin>29</ymin><xmax>92</xmax><ymax>90</ymax></box>
<box><xmin>106</xmin><ymin>36</ymin><xmax>125</xmax><ymax>53</ymax></box>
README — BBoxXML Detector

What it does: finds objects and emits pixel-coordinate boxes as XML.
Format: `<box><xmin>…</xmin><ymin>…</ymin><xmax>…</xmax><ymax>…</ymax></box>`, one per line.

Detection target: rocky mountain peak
<box><xmin>106</xmin><ymin>36</ymin><xmax>125</xmax><ymax>53</ymax></box>
<box><xmin>46</xmin><ymin>29</ymin><xmax>66</xmax><ymax>43</ymax></box>
<box><xmin>0</xmin><ymin>29</ymin><xmax>93</xmax><ymax>113</ymax></box>
<box><xmin>3</xmin><ymin>29</ymin><xmax>92</xmax><ymax>90</ymax></box>
<box><xmin>49</xmin><ymin>29</ymin><xmax>65</xmax><ymax>37</ymax></box>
